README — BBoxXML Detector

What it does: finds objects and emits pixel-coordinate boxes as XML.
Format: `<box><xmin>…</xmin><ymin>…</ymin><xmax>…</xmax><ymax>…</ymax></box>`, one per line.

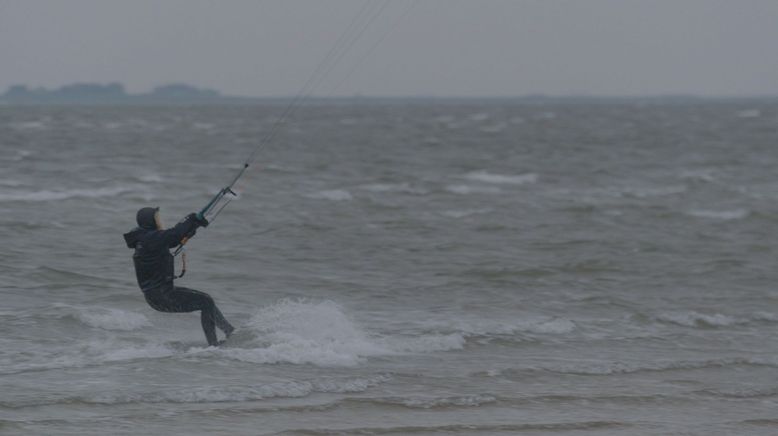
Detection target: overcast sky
<box><xmin>1</xmin><ymin>0</ymin><xmax>777</xmax><ymax>97</ymax></box>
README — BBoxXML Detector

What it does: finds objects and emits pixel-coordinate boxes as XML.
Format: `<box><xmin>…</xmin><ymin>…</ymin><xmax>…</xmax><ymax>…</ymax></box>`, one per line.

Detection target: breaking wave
<box><xmin>656</xmin><ymin>311</ymin><xmax>740</xmax><ymax>328</ymax></box>
<box><xmin>218</xmin><ymin>299</ymin><xmax>465</xmax><ymax>367</ymax></box>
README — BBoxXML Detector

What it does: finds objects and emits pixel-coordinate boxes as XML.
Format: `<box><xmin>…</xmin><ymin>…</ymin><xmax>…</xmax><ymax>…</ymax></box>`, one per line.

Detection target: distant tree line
<box><xmin>0</xmin><ymin>83</ymin><xmax>221</xmax><ymax>103</ymax></box>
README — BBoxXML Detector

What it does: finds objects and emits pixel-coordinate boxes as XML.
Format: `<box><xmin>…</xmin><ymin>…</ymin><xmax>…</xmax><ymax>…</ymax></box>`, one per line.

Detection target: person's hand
<box><xmin>188</xmin><ymin>212</ymin><xmax>209</xmax><ymax>228</ymax></box>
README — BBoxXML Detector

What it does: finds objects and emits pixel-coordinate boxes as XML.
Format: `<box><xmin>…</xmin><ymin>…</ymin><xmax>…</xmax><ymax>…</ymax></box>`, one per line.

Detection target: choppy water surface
<box><xmin>1</xmin><ymin>101</ymin><xmax>778</xmax><ymax>435</ymax></box>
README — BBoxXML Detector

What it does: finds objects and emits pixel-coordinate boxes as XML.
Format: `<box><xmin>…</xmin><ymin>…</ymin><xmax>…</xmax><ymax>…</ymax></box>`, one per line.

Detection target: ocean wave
<box><xmin>440</xmin><ymin>208</ymin><xmax>493</xmax><ymax>218</ymax></box>
<box><xmin>1</xmin><ymin>303</ymin><xmax>150</xmax><ymax>331</ymax></box>
<box><xmin>381</xmin><ymin>333</ymin><xmax>466</xmax><ymax>353</ymax></box>
<box><xmin>73</xmin><ymin>306</ymin><xmax>151</xmax><ymax>331</ymax></box>
<box><xmin>694</xmin><ymin>387</ymin><xmax>778</xmax><ymax>399</ymax></box>
<box><xmin>308</xmin><ymin>189</ymin><xmax>353</xmax><ymax>201</ymax></box>
<box><xmin>0</xmin><ymin>185</ymin><xmax>140</xmax><ymax>202</ymax></box>
<box><xmin>0</xmin><ymin>340</ymin><xmax>176</xmax><ymax>375</ymax></box>
<box><xmin>0</xmin><ymin>179</ymin><xmax>24</xmax><ymax>187</ymax></box>
<box><xmin>135</xmin><ymin>173</ymin><xmax>164</xmax><ymax>183</ymax></box>
<box><xmin>653</xmin><ymin>310</ymin><xmax>778</xmax><ymax>329</ymax></box>
<box><xmin>3</xmin><ymin>150</ymin><xmax>33</xmax><ymax>161</ymax></box>
<box><xmin>464</xmin><ymin>171</ymin><xmax>538</xmax><ymax>185</ymax></box>
<box><xmin>360</xmin><ymin>183</ymin><xmax>428</xmax><ymax>195</ymax></box>
<box><xmin>357</xmin><ymin>394</ymin><xmax>497</xmax><ymax>409</ymax></box>
<box><xmin>218</xmin><ymin>299</ymin><xmax>464</xmax><ymax>367</ymax></box>
<box><xmin>280</xmin><ymin>421</ymin><xmax>627</xmax><ymax>435</ymax></box>
<box><xmin>2</xmin><ymin>375</ymin><xmax>391</xmax><ymax>407</ymax></box>
<box><xmin>85</xmin><ymin>375</ymin><xmax>390</xmax><ymax>405</ymax></box>
<box><xmin>736</xmin><ymin>109</ymin><xmax>761</xmax><ymax>118</ymax></box>
<box><xmin>619</xmin><ymin>185</ymin><xmax>687</xmax><ymax>198</ymax></box>
<box><xmin>686</xmin><ymin>209</ymin><xmax>749</xmax><ymax>220</ymax></box>
<box><xmin>10</xmin><ymin>121</ymin><xmax>48</xmax><ymax>130</ymax></box>
<box><xmin>655</xmin><ymin>311</ymin><xmax>740</xmax><ymax>328</ymax></box>
<box><xmin>445</xmin><ymin>184</ymin><xmax>502</xmax><ymax>195</ymax></box>
<box><xmin>420</xmin><ymin>317</ymin><xmax>577</xmax><ymax>339</ymax></box>
<box><xmin>533</xmin><ymin>357</ymin><xmax>778</xmax><ymax>376</ymax></box>
<box><xmin>480</xmin><ymin>123</ymin><xmax>507</xmax><ymax>133</ymax></box>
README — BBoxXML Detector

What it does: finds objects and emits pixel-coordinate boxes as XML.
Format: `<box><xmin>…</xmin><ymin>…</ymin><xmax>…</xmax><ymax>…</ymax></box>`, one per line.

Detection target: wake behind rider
<box><xmin>123</xmin><ymin>207</ymin><xmax>234</xmax><ymax>346</ymax></box>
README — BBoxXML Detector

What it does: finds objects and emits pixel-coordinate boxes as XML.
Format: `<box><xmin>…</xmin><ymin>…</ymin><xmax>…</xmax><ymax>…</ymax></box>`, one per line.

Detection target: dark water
<box><xmin>1</xmin><ymin>101</ymin><xmax>778</xmax><ymax>435</ymax></box>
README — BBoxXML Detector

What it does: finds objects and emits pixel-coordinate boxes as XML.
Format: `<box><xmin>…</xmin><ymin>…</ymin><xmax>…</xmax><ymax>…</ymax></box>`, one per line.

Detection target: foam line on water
<box><xmin>0</xmin><ymin>185</ymin><xmax>143</xmax><ymax>202</ymax></box>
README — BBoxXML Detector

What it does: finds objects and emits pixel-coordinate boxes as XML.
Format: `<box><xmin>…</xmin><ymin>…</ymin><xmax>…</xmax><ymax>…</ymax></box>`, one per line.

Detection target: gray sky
<box><xmin>1</xmin><ymin>0</ymin><xmax>777</xmax><ymax>97</ymax></box>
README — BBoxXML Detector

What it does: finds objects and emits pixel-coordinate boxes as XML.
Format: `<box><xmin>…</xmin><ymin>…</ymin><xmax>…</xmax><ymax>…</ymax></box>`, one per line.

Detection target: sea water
<box><xmin>1</xmin><ymin>100</ymin><xmax>778</xmax><ymax>434</ymax></box>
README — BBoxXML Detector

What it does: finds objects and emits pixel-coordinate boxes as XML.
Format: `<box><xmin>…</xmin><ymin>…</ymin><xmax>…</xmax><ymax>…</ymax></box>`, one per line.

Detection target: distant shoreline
<box><xmin>2</xmin><ymin>96</ymin><xmax>777</xmax><ymax>106</ymax></box>
<box><xmin>1</xmin><ymin>83</ymin><xmax>777</xmax><ymax>105</ymax></box>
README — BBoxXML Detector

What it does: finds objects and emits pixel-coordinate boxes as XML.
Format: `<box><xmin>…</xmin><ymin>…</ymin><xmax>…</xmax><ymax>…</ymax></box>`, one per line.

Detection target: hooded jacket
<box><xmin>123</xmin><ymin>214</ymin><xmax>199</xmax><ymax>292</ymax></box>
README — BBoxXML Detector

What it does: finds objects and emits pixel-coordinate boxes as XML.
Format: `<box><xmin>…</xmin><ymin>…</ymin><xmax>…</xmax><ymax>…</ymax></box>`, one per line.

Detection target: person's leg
<box><xmin>212</xmin><ymin>304</ymin><xmax>235</xmax><ymax>337</ymax></box>
<box><xmin>153</xmin><ymin>286</ymin><xmax>221</xmax><ymax>346</ymax></box>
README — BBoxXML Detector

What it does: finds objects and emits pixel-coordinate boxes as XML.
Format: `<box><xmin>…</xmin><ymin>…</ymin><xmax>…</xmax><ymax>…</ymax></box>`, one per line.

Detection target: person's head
<box><xmin>136</xmin><ymin>207</ymin><xmax>163</xmax><ymax>230</ymax></box>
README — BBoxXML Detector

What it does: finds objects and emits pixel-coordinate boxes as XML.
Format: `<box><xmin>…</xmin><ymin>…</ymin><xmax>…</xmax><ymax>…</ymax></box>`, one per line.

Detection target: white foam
<box><xmin>464</xmin><ymin>171</ymin><xmax>538</xmax><ymax>185</ymax></box>
<box><xmin>687</xmin><ymin>209</ymin><xmax>749</xmax><ymax>220</ymax></box>
<box><xmin>309</xmin><ymin>189</ymin><xmax>353</xmax><ymax>201</ymax></box>
<box><xmin>468</xmin><ymin>113</ymin><xmax>490</xmax><ymax>122</ymax></box>
<box><xmin>220</xmin><ymin>300</ymin><xmax>465</xmax><ymax>367</ymax></box>
<box><xmin>0</xmin><ymin>179</ymin><xmax>23</xmax><ymax>187</ymax></box>
<box><xmin>445</xmin><ymin>185</ymin><xmax>502</xmax><ymax>195</ymax></box>
<box><xmin>76</xmin><ymin>307</ymin><xmax>151</xmax><ymax>331</ymax></box>
<box><xmin>225</xmin><ymin>299</ymin><xmax>388</xmax><ymax>366</ymax></box>
<box><xmin>753</xmin><ymin>312</ymin><xmax>778</xmax><ymax>322</ymax></box>
<box><xmin>0</xmin><ymin>186</ymin><xmax>136</xmax><ymax>202</ymax></box>
<box><xmin>360</xmin><ymin>183</ymin><xmax>427</xmax><ymax>195</ymax></box>
<box><xmin>656</xmin><ymin>311</ymin><xmax>739</xmax><ymax>327</ymax></box>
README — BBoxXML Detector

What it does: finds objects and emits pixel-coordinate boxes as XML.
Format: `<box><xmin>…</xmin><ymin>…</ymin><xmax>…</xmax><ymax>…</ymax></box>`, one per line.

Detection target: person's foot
<box><xmin>224</xmin><ymin>325</ymin><xmax>235</xmax><ymax>338</ymax></box>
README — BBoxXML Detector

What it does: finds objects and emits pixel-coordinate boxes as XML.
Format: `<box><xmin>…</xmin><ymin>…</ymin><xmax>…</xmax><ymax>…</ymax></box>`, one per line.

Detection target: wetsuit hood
<box><xmin>136</xmin><ymin>207</ymin><xmax>159</xmax><ymax>230</ymax></box>
<box><xmin>123</xmin><ymin>227</ymin><xmax>145</xmax><ymax>248</ymax></box>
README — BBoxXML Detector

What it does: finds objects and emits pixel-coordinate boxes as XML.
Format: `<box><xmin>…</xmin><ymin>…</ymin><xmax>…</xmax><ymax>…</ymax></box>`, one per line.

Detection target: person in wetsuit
<box><xmin>123</xmin><ymin>207</ymin><xmax>234</xmax><ymax>346</ymax></box>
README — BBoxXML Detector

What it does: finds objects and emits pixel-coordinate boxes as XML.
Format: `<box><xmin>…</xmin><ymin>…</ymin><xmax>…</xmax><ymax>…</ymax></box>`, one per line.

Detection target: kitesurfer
<box><xmin>123</xmin><ymin>207</ymin><xmax>234</xmax><ymax>346</ymax></box>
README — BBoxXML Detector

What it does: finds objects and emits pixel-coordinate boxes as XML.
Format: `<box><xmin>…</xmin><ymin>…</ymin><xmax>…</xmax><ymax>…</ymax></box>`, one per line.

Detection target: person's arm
<box><xmin>161</xmin><ymin>213</ymin><xmax>207</xmax><ymax>248</ymax></box>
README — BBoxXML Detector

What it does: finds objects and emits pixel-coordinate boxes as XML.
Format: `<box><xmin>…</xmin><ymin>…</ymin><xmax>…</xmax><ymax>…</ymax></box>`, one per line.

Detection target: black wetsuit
<box><xmin>124</xmin><ymin>213</ymin><xmax>234</xmax><ymax>346</ymax></box>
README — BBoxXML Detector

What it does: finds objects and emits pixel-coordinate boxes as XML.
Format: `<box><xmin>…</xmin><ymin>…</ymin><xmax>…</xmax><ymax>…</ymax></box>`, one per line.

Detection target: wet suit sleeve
<box><xmin>160</xmin><ymin>214</ymin><xmax>200</xmax><ymax>248</ymax></box>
